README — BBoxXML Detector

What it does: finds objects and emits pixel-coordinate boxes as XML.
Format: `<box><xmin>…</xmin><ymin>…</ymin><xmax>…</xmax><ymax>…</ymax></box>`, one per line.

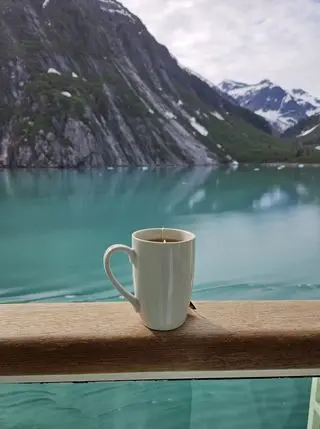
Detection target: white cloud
<box><xmin>122</xmin><ymin>0</ymin><xmax>320</xmax><ymax>96</ymax></box>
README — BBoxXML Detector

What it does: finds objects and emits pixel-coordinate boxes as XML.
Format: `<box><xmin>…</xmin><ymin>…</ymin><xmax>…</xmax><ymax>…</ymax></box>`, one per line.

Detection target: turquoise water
<box><xmin>1</xmin><ymin>166</ymin><xmax>320</xmax><ymax>428</ymax></box>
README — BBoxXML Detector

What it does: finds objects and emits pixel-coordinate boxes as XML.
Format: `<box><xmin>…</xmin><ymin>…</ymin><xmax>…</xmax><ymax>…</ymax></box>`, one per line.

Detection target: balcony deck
<box><xmin>0</xmin><ymin>301</ymin><xmax>320</xmax><ymax>382</ymax></box>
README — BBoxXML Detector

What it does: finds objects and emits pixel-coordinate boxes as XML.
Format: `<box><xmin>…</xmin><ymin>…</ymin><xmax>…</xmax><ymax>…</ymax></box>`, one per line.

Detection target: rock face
<box><xmin>219</xmin><ymin>79</ymin><xmax>320</xmax><ymax>135</ymax></box>
<box><xmin>0</xmin><ymin>0</ymin><xmax>291</xmax><ymax>167</ymax></box>
<box><xmin>284</xmin><ymin>113</ymin><xmax>320</xmax><ymax>148</ymax></box>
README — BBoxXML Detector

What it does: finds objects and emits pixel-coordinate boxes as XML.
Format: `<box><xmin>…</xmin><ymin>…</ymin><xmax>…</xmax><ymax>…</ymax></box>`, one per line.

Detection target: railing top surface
<box><xmin>0</xmin><ymin>301</ymin><xmax>320</xmax><ymax>380</ymax></box>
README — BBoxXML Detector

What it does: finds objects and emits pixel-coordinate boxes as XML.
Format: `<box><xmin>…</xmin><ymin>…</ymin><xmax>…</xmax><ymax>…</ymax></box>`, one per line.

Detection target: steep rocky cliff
<box><xmin>0</xmin><ymin>0</ymin><xmax>294</xmax><ymax>167</ymax></box>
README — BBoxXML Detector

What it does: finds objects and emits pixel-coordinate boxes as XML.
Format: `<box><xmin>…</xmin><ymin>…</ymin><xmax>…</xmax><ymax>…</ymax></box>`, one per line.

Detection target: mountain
<box><xmin>0</xmin><ymin>0</ymin><xmax>299</xmax><ymax>168</ymax></box>
<box><xmin>218</xmin><ymin>79</ymin><xmax>320</xmax><ymax>135</ymax></box>
<box><xmin>283</xmin><ymin>113</ymin><xmax>320</xmax><ymax>158</ymax></box>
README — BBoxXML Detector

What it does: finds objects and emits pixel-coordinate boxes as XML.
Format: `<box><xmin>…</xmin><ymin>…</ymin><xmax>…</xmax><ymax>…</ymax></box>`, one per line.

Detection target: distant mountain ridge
<box><xmin>218</xmin><ymin>79</ymin><xmax>320</xmax><ymax>134</ymax></box>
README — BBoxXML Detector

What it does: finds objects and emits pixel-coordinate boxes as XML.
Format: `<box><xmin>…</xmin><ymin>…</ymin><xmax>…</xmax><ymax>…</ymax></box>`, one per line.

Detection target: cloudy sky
<box><xmin>122</xmin><ymin>0</ymin><xmax>320</xmax><ymax>96</ymax></box>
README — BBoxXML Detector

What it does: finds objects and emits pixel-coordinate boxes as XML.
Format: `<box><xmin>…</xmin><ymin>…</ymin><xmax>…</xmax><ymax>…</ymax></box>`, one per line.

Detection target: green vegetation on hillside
<box><xmin>176</xmin><ymin>85</ymin><xmax>320</xmax><ymax>163</ymax></box>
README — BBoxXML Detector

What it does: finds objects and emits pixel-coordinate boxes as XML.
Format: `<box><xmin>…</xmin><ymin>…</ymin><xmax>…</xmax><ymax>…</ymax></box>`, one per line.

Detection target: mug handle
<box><xmin>103</xmin><ymin>244</ymin><xmax>140</xmax><ymax>312</ymax></box>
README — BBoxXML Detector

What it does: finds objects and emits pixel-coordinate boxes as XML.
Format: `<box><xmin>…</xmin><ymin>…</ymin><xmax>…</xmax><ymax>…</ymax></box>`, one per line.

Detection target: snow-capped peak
<box><xmin>288</xmin><ymin>87</ymin><xmax>320</xmax><ymax>114</ymax></box>
<box><xmin>218</xmin><ymin>78</ymin><xmax>320</xmax><ymax>134</ymax></box>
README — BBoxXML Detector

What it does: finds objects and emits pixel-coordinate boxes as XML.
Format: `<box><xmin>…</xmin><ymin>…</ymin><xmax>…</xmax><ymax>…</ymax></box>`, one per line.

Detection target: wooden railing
<box><xmin>0</xmin><ymin>300</ymin><xmax>320</xmax><ymax>383</ymax></box>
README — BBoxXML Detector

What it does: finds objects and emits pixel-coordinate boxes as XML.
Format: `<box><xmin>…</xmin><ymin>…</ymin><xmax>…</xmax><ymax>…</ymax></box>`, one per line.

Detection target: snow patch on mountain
<box><xmin>298</xmin><ymin>124</ymin><xmax>320</xmax><ymax>137</ymax></box>
<box><xmin>165</xmin><ymin>111</ymin><xmax>176</xmax><ymax>120</ymax></box>
<box><xmin>99</xmin><ymin>0</ymin><xmax>136</xmax><ymax>22</ymax></box>
<box><xmin>211</xmin><ymin>111</ymin><xmax>224</xmax><ymax>121</ymax></box>
<box><xmin>255</xmin><ymin>109</ymin><xmax>295</xmax><ymax>133</ymax></box>
<box><xmin>47</xmin><ymin>68</ymin><xmax>60</xmax><ymax>75</ymax></box>
<box><xmin>189</xmin><ymin>117</ymin><xmax>209</xmax><ymax>136</ymax></box>
<box><xmin>220</xmin><ymin>79</ymin><xmax>274</xmax><ymax>100</ymax></box>
<box><xmin>290</xmin><ymin>89</ymin><xmax>320</xmax><ymax>116</ymax></box>
<box><xmin>61</xmin><ymin>91</ymin><xmax>72</xmax><ymax>98</ymax></box>
<box><xmin>108</xmin><ymin>9</ymin><xmax>136</xmax><ymax>21</ymax></box>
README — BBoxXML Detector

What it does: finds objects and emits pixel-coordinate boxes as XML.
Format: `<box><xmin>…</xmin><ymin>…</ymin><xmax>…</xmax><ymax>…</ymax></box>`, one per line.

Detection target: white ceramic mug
<box><xmin>103</xmin><ymin>228</ymin><xmax>195</xmax><ymax>331</ymax></box>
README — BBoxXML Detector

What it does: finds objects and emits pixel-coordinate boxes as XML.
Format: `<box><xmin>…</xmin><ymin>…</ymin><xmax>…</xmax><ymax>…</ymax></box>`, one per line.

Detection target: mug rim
<box><xmin>132</xmin><ymin>228</ymin><xmax>195</xmax><ymax>244</ymax></box>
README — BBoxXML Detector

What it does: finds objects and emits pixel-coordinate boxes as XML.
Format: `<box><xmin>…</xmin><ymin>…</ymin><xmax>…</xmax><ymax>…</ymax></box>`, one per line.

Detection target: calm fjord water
<box><xmin>0</xmin><ymin>167</ymin><xmax>319</xmax><ymax>428</ymax></box>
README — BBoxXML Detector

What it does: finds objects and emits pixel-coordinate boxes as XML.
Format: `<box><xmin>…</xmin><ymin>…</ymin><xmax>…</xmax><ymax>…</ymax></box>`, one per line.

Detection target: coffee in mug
<box><xmin>103</xmin><ymin>228</ymin><xmax>195</xmax><ymax>331</ymax></box>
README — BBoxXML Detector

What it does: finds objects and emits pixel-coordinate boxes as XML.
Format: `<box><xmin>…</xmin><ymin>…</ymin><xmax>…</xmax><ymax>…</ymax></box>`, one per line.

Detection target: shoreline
<box><xmin>259</xmin><ymin>162</ymin><xmax>320</xmax><ymax>168</ymax></box>
<box><xmin>1</xmin><ymin>162</ymin><xmax>320</xmax><ymax>171</ymax></box>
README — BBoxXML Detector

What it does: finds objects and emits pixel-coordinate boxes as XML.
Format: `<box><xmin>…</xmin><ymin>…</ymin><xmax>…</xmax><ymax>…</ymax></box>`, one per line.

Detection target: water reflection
<box><xmin>1</xmin><ymin>167</ymin><xmax>320</xmax><ymax>303</ymax></box>
<box><xmin>1</xmin><ymin>167</ymin><xmax>320</xmax><ymax>212</ymax></box>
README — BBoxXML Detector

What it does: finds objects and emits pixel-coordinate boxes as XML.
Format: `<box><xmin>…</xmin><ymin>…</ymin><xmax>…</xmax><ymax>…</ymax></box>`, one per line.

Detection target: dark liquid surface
<box><xmin>148</xmin><ymin>238</ymin><xmax>181</xmax><ymax>243</ymax></box>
